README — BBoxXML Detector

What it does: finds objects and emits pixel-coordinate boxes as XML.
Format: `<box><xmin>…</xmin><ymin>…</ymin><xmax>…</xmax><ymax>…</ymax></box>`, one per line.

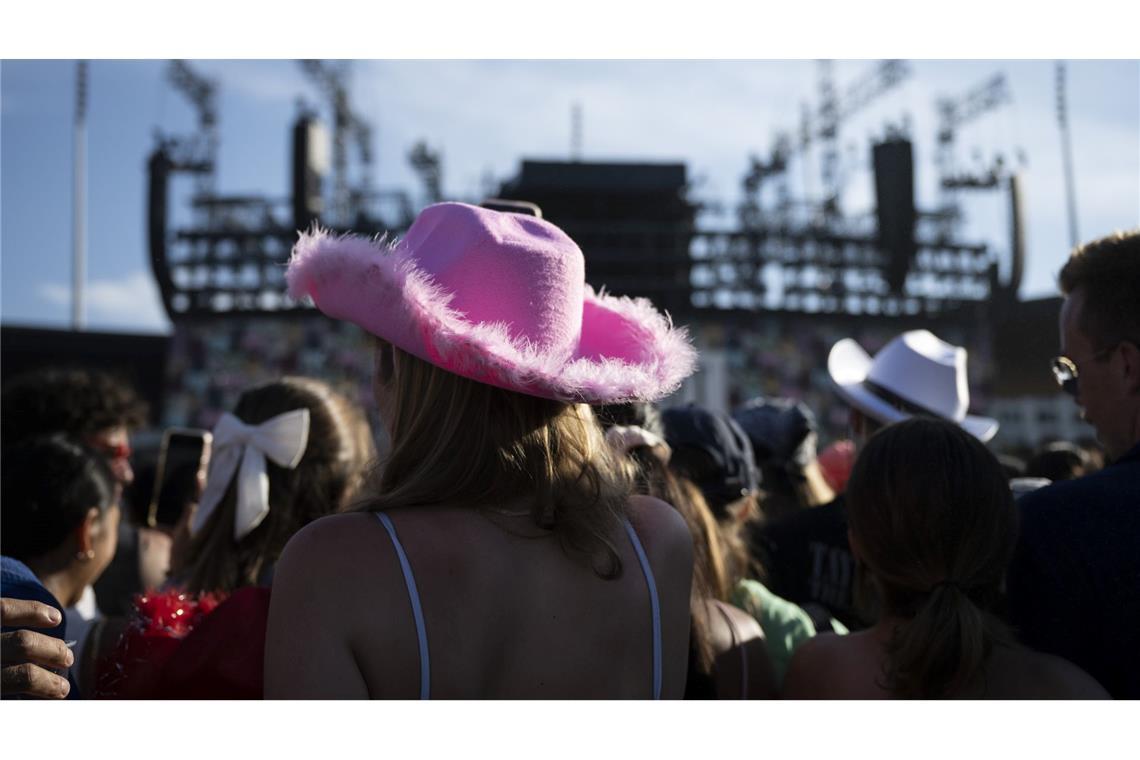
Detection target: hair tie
<box><xmin>929</xmin><ymin>579</ymin><xmax>963</xmax><ymax>594</ymax></box>
<box><xmin>192</xmin><ymin>409</ymin><xmax>311</xmax><ymax>540</ymax></box>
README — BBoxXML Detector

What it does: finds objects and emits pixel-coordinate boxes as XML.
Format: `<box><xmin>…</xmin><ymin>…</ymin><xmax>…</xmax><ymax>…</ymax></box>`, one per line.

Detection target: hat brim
<box><xmin>286</xmin><ymin>229</ymin><xmax>698</xmax><ymax>404</ymax></box>
<box><xmin>827</xmin><ymin>338</ymin><xmax>998</xmax><ymax>442</ymax></box>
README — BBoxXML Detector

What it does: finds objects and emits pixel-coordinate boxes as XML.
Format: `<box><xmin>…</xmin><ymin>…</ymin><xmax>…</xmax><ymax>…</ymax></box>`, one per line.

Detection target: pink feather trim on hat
<box><xmin>286</xmin><ymin>203</ymin><xmax>697</xmax><ymax>404</ymax></box>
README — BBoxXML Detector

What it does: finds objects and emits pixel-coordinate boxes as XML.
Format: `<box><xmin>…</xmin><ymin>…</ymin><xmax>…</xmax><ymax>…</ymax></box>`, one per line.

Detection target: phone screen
<box><xmin>148</xmin><ymin>429</ymin><xmax>211</xmax><ymax>529</ymax></box>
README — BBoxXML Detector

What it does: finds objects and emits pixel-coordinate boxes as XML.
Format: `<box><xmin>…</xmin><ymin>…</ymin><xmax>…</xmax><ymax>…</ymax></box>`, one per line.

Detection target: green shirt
<box><xmin>730</xmin><ymin>578</ymin><xmax>820</xmax><ymax>686</ymax></box>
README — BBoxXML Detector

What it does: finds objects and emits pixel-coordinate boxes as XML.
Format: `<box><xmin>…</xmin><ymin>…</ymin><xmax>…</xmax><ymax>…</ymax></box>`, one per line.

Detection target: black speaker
<box><xmin>292</xmin><ymin>114</ymin><xmax>327</xmax><ymax>233</ymax></box>
<box><xmin>873</xmin><ymin>138</ymin><xmax>917</xmax><ymax>294</ymax></box>
<box><xmin>1004</xmin><ymin>172</ymin><xmax>1025</xmax><ymax>298</ymax></box>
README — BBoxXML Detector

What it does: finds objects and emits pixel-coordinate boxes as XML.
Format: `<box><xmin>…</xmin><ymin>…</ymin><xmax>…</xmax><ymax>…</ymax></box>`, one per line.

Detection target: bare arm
<box><xmin>708</xmin><ymin>600</ymin><xmax>778</xmax><ymax>699</ymax></box>
<box><xmin>264</xmin><ymin>517</ymin><xmax>370</xmax><ymax>699</ymax></box>
<box><xmin>627</xmin><ymin>495</ymin><xmax>694</xmax><ymax>700</ymax></box>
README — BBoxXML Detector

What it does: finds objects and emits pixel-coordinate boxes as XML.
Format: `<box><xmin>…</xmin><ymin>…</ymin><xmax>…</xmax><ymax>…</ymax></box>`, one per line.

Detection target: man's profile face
<box><xmin>1059</xmin><ymin>288</ymin><xmax>1121</xmax><ymax>458</ymax></box>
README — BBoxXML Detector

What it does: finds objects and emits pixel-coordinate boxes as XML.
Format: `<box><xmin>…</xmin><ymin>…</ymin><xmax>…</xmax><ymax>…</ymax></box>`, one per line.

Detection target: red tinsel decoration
<box><xmin>94</xmin><ymin>587</ymin><xmax>227</xmax><ymax>699</ymax></box>
<box><xmin>130</xmin><ymin>588</ymin><xmax>225</xmax><ymax>638</ymax></box>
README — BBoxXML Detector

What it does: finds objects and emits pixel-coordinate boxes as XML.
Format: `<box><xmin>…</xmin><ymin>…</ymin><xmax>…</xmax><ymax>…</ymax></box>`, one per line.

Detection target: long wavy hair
<box><xmin>364</xmin><ymin>340</ymin><xmax>634</xmax><ymax>578</ymax></box>
<box><xmin>846</xmin><ymin>417</ymin><xmax>1018</xmax><ymax>698</ymax></box>
<box><xmin>180</xmin><ymin>377</ymin><xmax>377</xmax><ymax>593</ymax></box>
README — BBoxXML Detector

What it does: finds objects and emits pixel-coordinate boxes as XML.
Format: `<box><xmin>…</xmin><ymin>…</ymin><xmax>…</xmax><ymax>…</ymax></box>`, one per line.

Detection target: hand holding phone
<box><xmin>148</xmin><ymin>428</ymin><xmax>212</xmax><ymax>531</ymax></box>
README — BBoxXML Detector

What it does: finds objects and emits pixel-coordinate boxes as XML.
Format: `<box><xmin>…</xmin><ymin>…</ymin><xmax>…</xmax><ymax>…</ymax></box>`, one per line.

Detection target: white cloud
<box><xmin>38</xmin><ymin>270</ymin><xmax>171</xmax><ymax>334</ymax></box>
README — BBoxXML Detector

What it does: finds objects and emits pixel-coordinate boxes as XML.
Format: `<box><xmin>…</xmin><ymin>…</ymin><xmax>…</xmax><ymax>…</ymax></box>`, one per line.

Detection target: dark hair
<box><xmin>1</xmin><ymin>435</ymin><xmax>118</xmax><ymax>562</ymax></box>
<box><xmin>1025</xmin><ymin>441</ymin><xmax>1089</xmax><ymax>482</ymax></box>
<box><xmin>1</xmin><ymin>368</ymin><xmax>148</xmax><ymax>449</ymax></box>
<box><xmin>846</xmin><ymin>418</ymin><xmax>1017</xmax><ymax>698</ymax></box>
<box><xmin>1058</xmin><ymin>228</ymin><xmax>1140</xmax><ymax>349</ymax></box>
<box><xmin>179</xmin><ymin>377</ymin><xmax>376</xmax><ymax>593</ymax></box>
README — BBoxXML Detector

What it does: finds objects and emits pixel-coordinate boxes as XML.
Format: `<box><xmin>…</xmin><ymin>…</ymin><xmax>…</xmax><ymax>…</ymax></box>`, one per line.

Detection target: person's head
<box><xmin>371</xmin><ymin>338</ymin><xmax>633</xmax><ymax>578</ymax></box>
<box><xmin>733</xmin><ymin>397</ymin><xmax>833</xmax><ymax>519</ymax></box>
<box><xmin>1</xmin><ymin>368</ymin><xmax>147</xmax><ymax>486</ymax></box>
<box><xmin>1055</xmin><ymin>229</ymin><xmax>1140</xmax><ymax>460</ymax></box>
<box><xmin>661</xmin><ymin>404</ymin><xmax>760</xmax><ymax>523</ymax></box>
<box><xmin>1025</xmin><ymin>441</ymin><xmax>1090</xmax><ymax>482</ymax></box>
<box><xmin>177</xmin><ymin>377</ymin><xmax>376</xmax><ymax>593</ymax></box>
<box><xmin>845</xmin><ymin>417</ymin><xmax>1017</xmax><ymax>698</ymax></box>
<box><xmin>828</xmin><ymin>330</ymin><xmax>998</xmax><ymax>452</ymax></box>
<box><xmin>287</xmin><ymin>203</ymin><xmax>697</xmax><ymax>580</ymax></box>
<box><xmin>1</xmin><ymin>435</ymin><xmax>121</xmax><ymax>605</ymax></box>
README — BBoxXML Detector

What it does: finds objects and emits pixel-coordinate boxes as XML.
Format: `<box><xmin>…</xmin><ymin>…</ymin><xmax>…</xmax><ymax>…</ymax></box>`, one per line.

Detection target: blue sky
<box><xmin>2</xmin><ymin>59</ymin><xmax>1137</xmax><ymax>334</ymax></box>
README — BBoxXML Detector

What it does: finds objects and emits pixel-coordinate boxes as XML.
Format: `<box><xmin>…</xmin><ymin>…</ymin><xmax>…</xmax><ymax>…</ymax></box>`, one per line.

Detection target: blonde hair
<box><xmin>366</xmin><ymin>340</ymin><xmax>635</xmax><ymax>579</ymax></box>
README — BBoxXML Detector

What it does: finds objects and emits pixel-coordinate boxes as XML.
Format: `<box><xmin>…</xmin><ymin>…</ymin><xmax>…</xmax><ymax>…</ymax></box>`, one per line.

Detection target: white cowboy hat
<box><xmin>827</xmin><ymin>329</ymin><xmax>999</xmax><ymax>442</ymax></box>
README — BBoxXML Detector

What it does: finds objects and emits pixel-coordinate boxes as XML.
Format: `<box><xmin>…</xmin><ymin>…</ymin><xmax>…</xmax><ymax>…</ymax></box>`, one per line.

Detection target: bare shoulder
<box><xmin>626</xmin><ymin>494</ymin><xmax>691</xmax><ymax>550</ymax></box>
<box><xmin>278</xmin><ymin>512</ymin><xmax>385</xmax><ymax>572</ymax></box>
<box><xmin>992</xmin><ymin>645</ymin><xmax>1111</xmax><ymax>699</ymax></box>
<box><xmin>709</xmin><ymin>599</ymin><xmax>765</xmax><ymax>643</ymax></box>
<box><xmin>273</xmin><ymin>511</ymin><xmax>404</xmax><ymax>606</ymax></box>
<box><xmin>782</xmin><ymin>632</ymin><xmax>848</xmax><ymax>699</ymax></box>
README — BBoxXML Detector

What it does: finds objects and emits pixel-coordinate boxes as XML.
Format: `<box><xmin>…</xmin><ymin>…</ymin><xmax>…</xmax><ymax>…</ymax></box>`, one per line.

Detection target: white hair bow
<box><xmin>192</xmin><ymin>409</ymin><xmax>311</xmax><ymax>541</ymax></box>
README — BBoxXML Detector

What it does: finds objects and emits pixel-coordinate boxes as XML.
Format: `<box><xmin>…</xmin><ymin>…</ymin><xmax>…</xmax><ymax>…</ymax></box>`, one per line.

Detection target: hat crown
<box><xmin>865</xmin><ymin>330</ymin><xmax>970</xmax><ymax>421</ymax></box>
<box><xmin>662</xmin><ymin>405</ymin><xmax>760</xmax><ymax>503</ymax></box>
<box><xmin>401</xmin><ymin>203</ymin><xmax>585</xmax><ymax>359</ymax></box>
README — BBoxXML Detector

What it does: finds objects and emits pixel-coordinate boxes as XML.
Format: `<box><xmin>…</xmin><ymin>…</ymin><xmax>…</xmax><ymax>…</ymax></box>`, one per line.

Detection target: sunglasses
<box><xmin>1050</xmin><ymin>345</ymin><xmax>1117</xmax><ymax>398</ymax></box>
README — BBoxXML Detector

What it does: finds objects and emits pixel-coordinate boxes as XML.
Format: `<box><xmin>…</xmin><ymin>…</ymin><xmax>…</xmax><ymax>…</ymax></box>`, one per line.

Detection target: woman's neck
<box><xmin>25</xmin><ymin>556</ymin><xmax>84</xmax><ymax>608</ymax></box>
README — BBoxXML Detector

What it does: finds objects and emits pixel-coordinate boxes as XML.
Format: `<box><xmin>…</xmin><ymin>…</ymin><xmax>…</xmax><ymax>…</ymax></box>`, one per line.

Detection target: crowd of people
<box><xmin>1</xmin><ymin>202</ymin><xmax>1136</xmax><ymax>700</ymax></box>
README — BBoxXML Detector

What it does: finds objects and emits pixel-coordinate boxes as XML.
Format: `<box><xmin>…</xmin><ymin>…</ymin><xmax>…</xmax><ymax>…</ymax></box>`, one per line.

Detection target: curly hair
<box><xmin>2</xmin><ymin>368</ymin><xmax>148</xmax><ymax>448</ymax></box>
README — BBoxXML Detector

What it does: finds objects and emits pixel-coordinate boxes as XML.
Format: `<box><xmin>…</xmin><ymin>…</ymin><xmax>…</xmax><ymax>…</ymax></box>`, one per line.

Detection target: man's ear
<box><xmin>1119</xmin><ymin>340</ymin><xmax>1140</xmax><ymax>394</ymax></box>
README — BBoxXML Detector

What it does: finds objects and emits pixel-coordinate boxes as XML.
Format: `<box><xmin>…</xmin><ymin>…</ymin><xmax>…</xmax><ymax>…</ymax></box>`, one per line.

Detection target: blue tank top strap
<box><xmin>622</xmin><ymin>518</ymin><xmax>663</xmax><ymax>700</ymax></box>
<box><xmin>374</xmin><ymin>511</ymin><xmax>430</xmax><ymax>699</ymax></box>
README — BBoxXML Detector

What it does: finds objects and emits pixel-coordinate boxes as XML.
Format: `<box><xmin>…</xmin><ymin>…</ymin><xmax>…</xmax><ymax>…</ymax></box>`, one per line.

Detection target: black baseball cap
<box><xmin>661</xmin><ymin>404</ymin><xmax>760</xmax><ymax>516</ymax></box>
<box><xmin>733</xmin><ymin>396</ymin><xmax>818</xmax><ymax>471</ymax></box>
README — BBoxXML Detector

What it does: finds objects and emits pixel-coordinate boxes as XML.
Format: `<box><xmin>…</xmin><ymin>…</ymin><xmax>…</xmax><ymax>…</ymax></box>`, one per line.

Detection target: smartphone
<box><xmin>479</xmin><ymin>198</ymin><xmax>543</xmax><ymax>218</ymax></box>
<box><xmin>147</xmin><ymin>428</ymin><xmax>212</xmax><ymax>530</ymax></box>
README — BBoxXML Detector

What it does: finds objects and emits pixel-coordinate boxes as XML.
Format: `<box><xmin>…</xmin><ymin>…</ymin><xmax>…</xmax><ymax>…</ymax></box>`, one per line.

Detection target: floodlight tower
<box><xmin>166</xmin><ymin>60</ymin><xmax>219</xmax><ymax>201</ymax></box>
<box><xmin>934</xmin><ymin>73</ymin><xmax>1011</xmax><ymax>238</ymax></box>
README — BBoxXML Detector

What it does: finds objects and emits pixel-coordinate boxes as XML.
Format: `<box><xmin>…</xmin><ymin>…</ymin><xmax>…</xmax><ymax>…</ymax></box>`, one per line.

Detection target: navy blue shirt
<box><xmin>1006</xmin><ymin>442</ymin><xmax>1140</xmax><ymax>699</ymax></box>
<box><xmin>1</xmin><ymin>555</ymin><xmax>77</xmax><ymax>699</ymax></box>
<box><xmin>749</xmin><ymin>495</ymin><xmax>868</xmax><ymax>631</ymax></box>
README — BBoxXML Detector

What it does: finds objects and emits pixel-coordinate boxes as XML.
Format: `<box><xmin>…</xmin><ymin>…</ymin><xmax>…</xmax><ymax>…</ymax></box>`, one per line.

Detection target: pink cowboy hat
<box><xmin>286</xmin><ymin>202</ymin><xmax>697</xmax><ymax>403</ymax></box>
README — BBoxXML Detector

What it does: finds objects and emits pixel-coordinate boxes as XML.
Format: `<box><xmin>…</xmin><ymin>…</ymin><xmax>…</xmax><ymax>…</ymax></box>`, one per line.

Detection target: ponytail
<box><xmin>882</xmin><ymin>583</ymin><xmax>1012</xmax><ymax>698</ymax></box>
<box><xmin>846</xmin><ymin>418</ymin><xmax>1020</xmax><ymax>699</ymax></box>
